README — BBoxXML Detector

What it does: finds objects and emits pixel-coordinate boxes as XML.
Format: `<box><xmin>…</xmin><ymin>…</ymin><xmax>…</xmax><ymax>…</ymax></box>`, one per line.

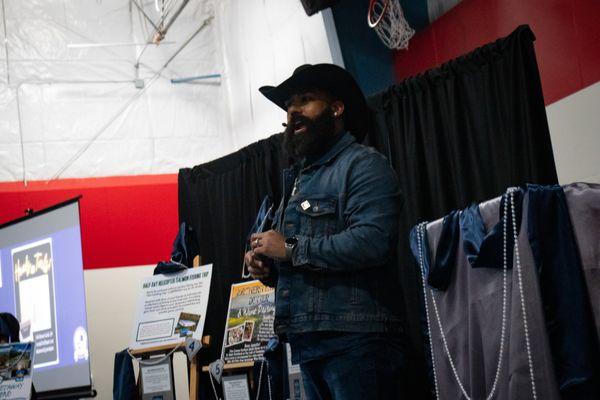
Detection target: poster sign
<box><xmin>130</xmin><ymin>265</ymin><xmax>212</xmax><ymax>350</ymax></box>
<box><xmin>140</xmin><ymin>357</ymin><xmax>174</xmax><ymax>400</ymax></box>
<box><xmin>221</xmin><ymin>280</ymin><xmax>275</xmax><ymax>364</ymax></box>
<box><xmin>222</xmin><ymin>374</ymin><xmax>250</xmax><ymax>400</ymax></box>
<box><xmin>12</xmin><ymin>239</ymin><xmax>59</xmax><ymax>367</ymax></box>
<box><xmin>0</xmin><ymin>342</ymin><xmax>35</xmax><ymax>400</ymax></box>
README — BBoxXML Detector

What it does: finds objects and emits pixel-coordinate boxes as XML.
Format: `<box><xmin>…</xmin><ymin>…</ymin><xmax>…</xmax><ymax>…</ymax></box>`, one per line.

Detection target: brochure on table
<box><xmin>130</xmin><ymin>265</ymin><xmax>212</xmax><ymax>350</ymax></box>
<box><xmin>0</xmin><ymin>342</ymin><xmax>35</xmax><ymax>400</ymax></box>
<box><xmin>221</xmin><ymin>280</ymin><xmax>275</xmax><ymax>364</ymax></box>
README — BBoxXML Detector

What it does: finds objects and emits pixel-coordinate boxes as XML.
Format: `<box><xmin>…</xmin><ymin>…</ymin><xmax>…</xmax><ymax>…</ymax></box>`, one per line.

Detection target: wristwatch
<box><xmin>284</xmin><ymin>236</ymin><xmax>298</xmax><ymax>261</ymax></box>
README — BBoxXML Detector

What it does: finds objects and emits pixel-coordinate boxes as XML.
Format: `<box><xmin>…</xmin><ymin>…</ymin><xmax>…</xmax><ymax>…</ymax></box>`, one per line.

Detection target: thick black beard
<box><xmin>283</xmin><ymin>109</ymin><xmax>337</xmax><ymax>161</ymax></box>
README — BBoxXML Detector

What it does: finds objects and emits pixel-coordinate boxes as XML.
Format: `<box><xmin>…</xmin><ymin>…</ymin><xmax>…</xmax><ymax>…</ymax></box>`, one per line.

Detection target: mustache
<box><xmin>284</xmin><ymin>115</ymin><xmax>312</xmax><ymax>128</ymax></box>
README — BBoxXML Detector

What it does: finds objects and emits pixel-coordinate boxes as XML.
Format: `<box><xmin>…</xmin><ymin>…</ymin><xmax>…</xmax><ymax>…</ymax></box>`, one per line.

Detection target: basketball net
<box><xmin>368</xmin><ymin>0</ymin><xmax>415</xmax><ymax>50</ymax></box>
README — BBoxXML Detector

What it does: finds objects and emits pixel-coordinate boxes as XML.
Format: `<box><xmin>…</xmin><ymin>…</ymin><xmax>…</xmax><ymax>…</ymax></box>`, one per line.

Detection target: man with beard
<box><xmin>244</xmin><ymin>64</ymin><xmax>406</xmax><ymax>399</ymax></box>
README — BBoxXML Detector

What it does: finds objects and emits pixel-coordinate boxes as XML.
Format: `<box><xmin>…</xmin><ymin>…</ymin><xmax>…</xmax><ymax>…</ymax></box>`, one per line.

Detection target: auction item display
<box><xmin>221</xmin><ymin>280</ymin><xmax>275</xmax><ymax>364</ymax></box>
<box><xmin>0</xmin><ymin>342</ymin><xmax>36</xmax><ymax>400</ymax></box>
<box><xmin>130</xmin><ymin>265</ymin><xmax>213</xmax><ymax>350</ymax></box>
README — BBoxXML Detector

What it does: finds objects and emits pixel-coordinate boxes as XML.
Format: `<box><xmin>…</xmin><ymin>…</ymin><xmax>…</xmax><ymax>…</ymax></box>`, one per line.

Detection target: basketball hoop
<box><xmin>367</xmin><ymin>0</ymin><xmax>415</xmax><ymax>50</ymax></box>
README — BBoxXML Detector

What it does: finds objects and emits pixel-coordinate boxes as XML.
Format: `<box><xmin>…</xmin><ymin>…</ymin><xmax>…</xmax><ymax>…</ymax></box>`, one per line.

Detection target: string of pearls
<box><xmin>209</xmin><ymin>358</ymin><xmax>272</xmax><ymax>400</ymax></box>
<box><xmin>209</xmin><ymin>371</ymin><xmax>222</xmax><ymax>400</ymax></box>
<box><xmin>255</xmin><ymin>358</ymin><xmax>273</xmax><ymax>400</ymax></box>
<box><xmin>416</xmin><ymin>187</ymin><xmax>537</xmax><ymax>399</ymax></box>
<box><xmin>509</xmin><ymin>189</ymin><xmax>538</xmax><ymax>400</ymax></box>
<box><xmin>417</xmin><ymin>216</ymin><xmax>506</xmax><ymax>400</ymax></box>
<box><xmin>417</xmin><ymin>222</ymin><xmax>440</xmax><ymax>400</ymax></box>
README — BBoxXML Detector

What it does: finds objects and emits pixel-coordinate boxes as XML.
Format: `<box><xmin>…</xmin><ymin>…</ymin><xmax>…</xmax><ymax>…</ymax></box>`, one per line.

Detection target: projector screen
<box><xmin>0</xmin><ymin>198</ymin><xmax>92</xmax><ymax>396</ymax></box>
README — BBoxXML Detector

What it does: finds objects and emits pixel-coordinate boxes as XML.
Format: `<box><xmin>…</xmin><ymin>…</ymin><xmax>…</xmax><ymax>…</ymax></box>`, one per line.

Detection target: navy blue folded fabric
<box><xmin>154</xmin><ymin>260</ymin><xmax>188</xmax><ymax>275</ymax></box>
<box><xmin>527</xmin><ymin>184</ymin><xmax>600</xmax><ymax>398</ymax></box>
<box><xmin>170</xmin><ymin>221</ymin><xmax>199</xmax><ymax>267</ymax></box>
<box><xmin>247</xmin><ymin>196</ymin><xmax>274</xmax><ymax>240</ymax></box>
<box><xmin>242</xmin><ymin>196</ymin><xmax>275</xmax><ymax>279</ymax></box>
<box><xmin>410</xmin><ymin>189</ymin><xmax>524</xmax><ymax>292</ymax></box>
<box><xmin>113</xmin><ymin>349</ymin><xmax>136</xmax><ymax>400</ymax></box>
<box><xmin>461</xmin><ymin>189</ymin><xmax>523</xmax><ymax>271</ymax></box>
<box><xmin>459</xmin><ymin>204</ymin><xmax>486</xmax><ymax>267</ymax></box>
<box><xmin>154</xmin><ymin>222</ymin><xmax>199</xmax><ymax>275</ymax></box>
<box><xmin>427</xmin><ymin>210</ymin><xmax>460</xmax><ymax>290</ymax></box>
<box><xmin>409</xmin><ymin>212</ymin><xmax>461</xmax><ymax>292</ymax></box>
<box><xmin>409</xmin><ymin>224</ymin><xmax>432</xmax><ymax>284</ymax></box>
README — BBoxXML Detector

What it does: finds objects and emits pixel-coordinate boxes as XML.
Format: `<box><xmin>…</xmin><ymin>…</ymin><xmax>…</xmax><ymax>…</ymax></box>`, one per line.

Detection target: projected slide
<box><xmin>0</xmin><ymin>199</ymin><xmax>92</xmax><ymax>396</ymax></box>
<box><xmin>12</xmin><ymin>238</ymin><xmax>59</xmax><ymax>367</ymax></box>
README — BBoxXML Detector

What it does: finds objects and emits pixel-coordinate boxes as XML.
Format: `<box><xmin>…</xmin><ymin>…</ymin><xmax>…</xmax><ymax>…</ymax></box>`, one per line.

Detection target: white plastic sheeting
<box><xmin>0</xmin><ymin>0</ymin><xmax>340</xmax><ymax>183</ymax></box>
<box><xmin>217</xmin><ymin>0</ymin><xmax>342</xmax><ymax>150</ymax></box>
<box><xmin>1</xmin><ymin>0</ymin><xmax>229</xmax><ymax>182</ymax></box>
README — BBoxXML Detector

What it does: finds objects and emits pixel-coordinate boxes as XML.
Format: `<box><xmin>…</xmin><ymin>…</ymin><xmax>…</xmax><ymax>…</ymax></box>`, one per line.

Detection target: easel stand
<box><xmin>130</xmin><ymin>335</ymin><xmax>211</xmax><ymax>399</ymax></box>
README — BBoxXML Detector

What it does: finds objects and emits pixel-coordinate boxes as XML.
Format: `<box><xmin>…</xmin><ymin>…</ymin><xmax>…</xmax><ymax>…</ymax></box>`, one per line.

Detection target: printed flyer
<box><xmin>221</xmin><ymin>280</ymin><xmax>275</xmax><ymax>364</ymax></box>
<box><xmin>130</xmin><ymin>265</ymin><xmax>212</xmax><ymax>350</ymax></box>
<box><xmin>0</xmin><ymin>342</ymin><xmax>35</xmax><ymax>400</ymax></box>
<box><xmin>12</xmin><ymin>239</ymin><xmax>59</xmax><ymax>368</ymax></box>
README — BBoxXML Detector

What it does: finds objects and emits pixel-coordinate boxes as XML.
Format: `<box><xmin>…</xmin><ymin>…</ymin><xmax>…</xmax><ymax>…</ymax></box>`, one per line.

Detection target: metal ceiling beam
<box><xmin>131</xmin><ymin>0</ymin><xmax>160</xmax><ymax>32</ymax></box>
<box><xmin>135</xmin><ymin>0</ymin><xmax>190</xmax><ymax>68</ymax></box>
<box><xmin>156</xmin><ymin>0</ymin><xmax>190</xmax><ymax>41</ymax></box>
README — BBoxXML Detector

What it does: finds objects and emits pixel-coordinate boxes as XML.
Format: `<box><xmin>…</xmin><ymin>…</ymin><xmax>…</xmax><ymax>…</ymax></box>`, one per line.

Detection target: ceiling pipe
<box><xmin>170</xmin><ymin>73</ymin><xmax>221</xmax><ymax>84</ymax></box>
<box><xmin>153</xmin><ymin>0</ymin><xmax>190</xmax><ymax>43</ymax></box>
<box><xmin>67</xmin><ymin>41</ymin><xmax>175</xmax><ymax>49</ymax></box>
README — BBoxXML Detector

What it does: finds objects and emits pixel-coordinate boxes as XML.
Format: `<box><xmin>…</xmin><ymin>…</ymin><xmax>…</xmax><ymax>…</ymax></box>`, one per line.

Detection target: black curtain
<box><xmin>366</xmin><ymin>24</ymin><xmax>557</xmax><ymax>396</ymax></box>
<box><xmin>178</xmin><ymin>134</ymin><xmax>288</xmax><ymax>364</ymax></box>
<box><xmin>178</xmin><ymin>24</ymin><xmax>557</xmax><ymax>395</ymax></box>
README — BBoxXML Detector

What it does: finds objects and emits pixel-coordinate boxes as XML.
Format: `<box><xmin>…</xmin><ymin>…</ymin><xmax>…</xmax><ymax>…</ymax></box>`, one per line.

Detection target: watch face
<box><xmin>285</xmin><ymin>237</ymin><xmax>298</xmax><ymax>246</ymax></box>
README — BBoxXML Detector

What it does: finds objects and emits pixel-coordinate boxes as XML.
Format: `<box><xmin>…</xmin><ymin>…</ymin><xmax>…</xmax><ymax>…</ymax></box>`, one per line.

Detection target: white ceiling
<box><xmin>0</xmin><ymin>0</ymin><xmax>340</xmax><ymax>182</ymax></box>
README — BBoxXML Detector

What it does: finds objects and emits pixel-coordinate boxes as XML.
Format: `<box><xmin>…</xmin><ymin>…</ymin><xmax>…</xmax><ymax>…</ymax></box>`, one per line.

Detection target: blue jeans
<box><xmin>299</xmin><ymin>334</ymin><xmax>407</xmax><ymax>400</ymax></box>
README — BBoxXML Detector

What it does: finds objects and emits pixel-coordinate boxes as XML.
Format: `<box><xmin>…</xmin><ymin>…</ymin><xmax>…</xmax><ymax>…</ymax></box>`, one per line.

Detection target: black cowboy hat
<box><xmin>259</xmin><ymin>64</ymin><xmax>368</xmax><ymax>141</ymax></box>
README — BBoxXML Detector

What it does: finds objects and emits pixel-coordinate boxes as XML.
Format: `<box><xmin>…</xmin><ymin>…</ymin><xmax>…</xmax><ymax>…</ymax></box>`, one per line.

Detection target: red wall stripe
<box><xmin>0</xmin><ymin>174</ymin><xmax>179</xmax><ymax>269</ymax></box>
<box><xmin>394</xmin><ymin>0</ymin><xmax>600</xmax><ymax>105</ymax></box>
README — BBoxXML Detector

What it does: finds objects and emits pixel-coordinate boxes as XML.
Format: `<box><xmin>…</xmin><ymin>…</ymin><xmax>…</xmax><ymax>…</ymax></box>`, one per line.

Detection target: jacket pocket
<box><xmin>296</xmin><ymin>195</ymin><xmax>338</xmax><ymax>236</ymax></box>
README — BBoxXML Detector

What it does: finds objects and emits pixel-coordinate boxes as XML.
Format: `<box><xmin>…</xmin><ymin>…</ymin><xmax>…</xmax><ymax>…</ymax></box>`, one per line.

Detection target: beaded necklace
<box><xmin>416</xmin><ymin>188</ymin><xmax>537</xmax><ymax>399</ymax></box>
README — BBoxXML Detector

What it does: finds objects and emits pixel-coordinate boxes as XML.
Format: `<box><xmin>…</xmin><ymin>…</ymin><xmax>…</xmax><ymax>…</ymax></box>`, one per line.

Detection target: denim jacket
<box><xmin>267</xmin><ymin>132</ymin><xmax>404</xmax><ymax>335</ymax></box>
